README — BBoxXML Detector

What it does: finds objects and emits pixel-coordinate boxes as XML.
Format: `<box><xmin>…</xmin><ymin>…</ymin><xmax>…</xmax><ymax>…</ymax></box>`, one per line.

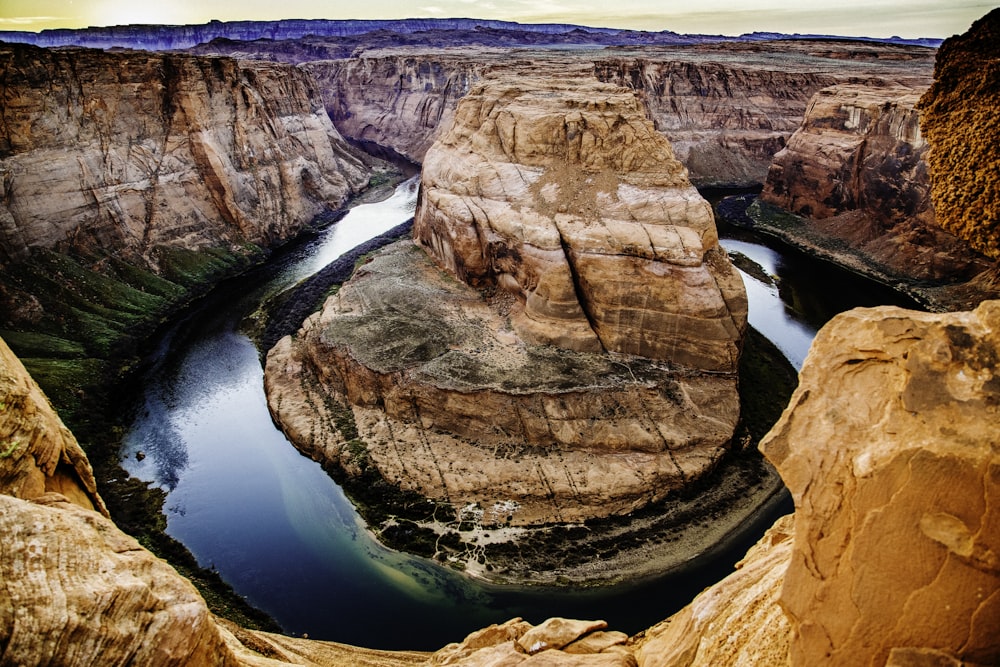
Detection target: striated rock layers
<box><xmin>758</xmin><ymin>83</ymin><xmax>990</xmax><ymax>285</ymax></box>
<box><xmin>266</xmin><ymin>67</ymin><xmax>747</xmax><ymax>535</ymax></box>
<box><xmin>414</xmin><ymin>65</ymin><xmax>746</xmax><ymax>367</ymax></box>
<box><xmin>0</xmin><ymin>42</ymin><xmax>368</xmax><ymax>267</ymax></box>
<box><xmin>300</xmin><ymin>41</ymin><xmax>934</xmax><ymax>187</ymax></box>
<box><xmin>918</xmin><ymin>8</ymin><xmax>1000</xmax><ymax>261</ymax></box>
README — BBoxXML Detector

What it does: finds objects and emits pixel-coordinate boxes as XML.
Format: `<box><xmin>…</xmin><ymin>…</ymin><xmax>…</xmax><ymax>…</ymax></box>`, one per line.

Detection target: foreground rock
<box><xmin>635</xmin><ymin>301</ymin><xmax>1000</xmax><ymax>667</ymax></box>
<box><xmin>760</xmin><ymin>301</ymin><xmax>1000</xmax><ymax>666</ymax></box>
<box><xmin>0</xmin><ymin>335</ymin><xmax>105</xmax><ymax>514</ymax></box>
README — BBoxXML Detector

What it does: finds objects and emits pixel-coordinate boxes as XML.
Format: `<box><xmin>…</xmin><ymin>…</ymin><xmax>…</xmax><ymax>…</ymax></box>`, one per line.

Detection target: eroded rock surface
<box><xmin>415</xmin><ymin>65</ymin><xmax>747</xmax><ymax>369</ymax></box>
<box><xmin>266</xmin><ymin>242</ymin><xmax>740</xmax><ymax>528</ymax></box>
<box><xmin>634</xmin><ymin>515</ymin><xmax>793</xmax><ymax>666</ymax></box>
<box><xmin>918</xmin><ymin>8</ymin><xmax>1000</xmax><ymax>261</ymax></box>
<box><xmin>0</xmin><ymin>42</ymin><xmax>368</xmax><ymax>267</ymax></box>
<box><xmin>760</xmin><ymin>301</ymin><xmax>1000</xmax><ymax>666</ymax></box>
<box><xmin>0</xmin><ymin>335</ymin><xmax>105</xmax><ymax>514</ymax></box>
<box><xmin>758</xmin><ymin>83</ymin><xmax>989</xmax><ymax>285</ymax></box>
<box><xmin>298</xmin><ymin>41</ymin><xmax>934</xmax><ymax>188</ymax></box>
<box><xmin>265</xmin><ymin>66</ymin><xmax>748</xmax><ymax>577</ymax></box>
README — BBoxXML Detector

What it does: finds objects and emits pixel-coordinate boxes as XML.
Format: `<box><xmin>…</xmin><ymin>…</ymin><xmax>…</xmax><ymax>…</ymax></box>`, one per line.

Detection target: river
<box><xmin>120</xmin><ymin>180</ymin><xmax>914</xmax><ymax>650</ymax></box>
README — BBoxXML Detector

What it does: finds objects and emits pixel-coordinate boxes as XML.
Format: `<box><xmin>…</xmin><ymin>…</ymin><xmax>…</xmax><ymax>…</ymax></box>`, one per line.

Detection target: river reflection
<box><xmin>121</xmin><ymin>180</ymin><xmax>912</xmax><ymax>650</ymax></box>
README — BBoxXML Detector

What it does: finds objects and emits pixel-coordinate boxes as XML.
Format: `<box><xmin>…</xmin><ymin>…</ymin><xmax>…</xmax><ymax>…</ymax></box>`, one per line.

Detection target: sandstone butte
<box><xmin>5</xmin><ymin>297</ymin><xmax>998</xmax><ymax>665</ymax></box>
<box><xmin>264</xmin><ymin>63</ymin><xmax>749</xmax><ymax>543</ymax></box>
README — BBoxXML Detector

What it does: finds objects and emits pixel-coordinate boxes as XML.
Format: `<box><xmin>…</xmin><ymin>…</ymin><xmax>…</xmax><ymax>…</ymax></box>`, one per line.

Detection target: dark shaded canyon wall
<box><xmin>0</xmin><ymin>43</ymin><xmax>369</xmax><ymax>269</ymax></box>
<box><xmin>918</xmin><ymin>8</ymin><xmax>1000</xmax><ymax>261</ymax></box>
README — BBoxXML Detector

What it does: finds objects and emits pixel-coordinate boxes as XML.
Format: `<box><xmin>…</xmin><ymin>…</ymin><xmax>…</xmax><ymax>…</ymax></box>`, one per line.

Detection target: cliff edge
<box><xmin>264</xmin><ymin>65</ymin><xmax>756</xmax><ymax>583</ymax></box>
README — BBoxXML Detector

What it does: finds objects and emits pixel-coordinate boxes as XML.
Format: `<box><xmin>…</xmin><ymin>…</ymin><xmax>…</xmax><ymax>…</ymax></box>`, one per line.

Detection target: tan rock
<box><xmin>0</xmin><ymin>43</ymin><xmax>368</xmax><ymax>268</ymax></box>
<box><xmin>265</xmin><ymin>242</ymin><xmax>740</xmax><ymax>528</ymax></box>
<box><xmin>414</xmin><ymin>64</ymin><xmax>747</xmax><ymax>371</ymax></box>
<box><xmin>517</xmin><ymin>619</ymin><xmax>608</xmax><ymax>655</ymax></box>
<box><xmin>634</xmin><ymin>514</ymin><xmax>793</xmax><ymax>667</ymax></box>
<box><xmin>0</xmin><ymin>493</ymin><xmax>238</xmax><ymax>666</ymax></box>
<box><xmin>0</xmin><ymin>335</ymin><xmax>105</xmax><ymax>514</ymax></box>
<box><xmin>760</xmin><ymin>301</ymin><xmax>1000</xmax><ymax>666</ymax></box>
<box><xmin>562</xmin><ymin>631</ymin><xmax>629</xmax><ymax>655</ymax></box>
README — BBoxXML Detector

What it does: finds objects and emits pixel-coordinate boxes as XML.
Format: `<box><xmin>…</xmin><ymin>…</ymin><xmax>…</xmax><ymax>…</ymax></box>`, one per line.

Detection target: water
<box><xmin>121</xmin><ymin>181</ymin><xmax>912</xmax><ymax>650</ymax></box>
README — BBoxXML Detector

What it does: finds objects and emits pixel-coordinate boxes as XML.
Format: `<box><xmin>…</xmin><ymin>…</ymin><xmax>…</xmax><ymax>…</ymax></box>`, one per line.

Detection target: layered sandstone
<box><xmin>265</xmin><ymin>67</ymin><xmax>748</xmax><ymax>567</ymax></box>
<box><xmin>303</xmin><ymin>54</ymin><xmax>490</xmax><ymax>164</ymax></box>
<box><xmin>757</xmin><ymin>84</ymin><xmax>983</xmax><ymax>281</ymax></box>
<box><xmin>0</xmin><ymin>42</ymin><xmax>368</xmax><ymax>267</ymax></box>
<box><xmin>415</xmin><ymin>65</ymin><xmax>747</xmax><ymax>368</ymax></box>
<box><xmin>266</xmin><ymin>242</ymin><xmax>740</xmax><ymax>529</ymax></box>
<box><xmin>918</xmin><ymin>8</ymin><xmax>1000</xmax><ymax>260</ymax></box>
<box><xmin>0</xmin><ymin>335</ymin><xmax>105</xmax><ymax>514</ymax></box>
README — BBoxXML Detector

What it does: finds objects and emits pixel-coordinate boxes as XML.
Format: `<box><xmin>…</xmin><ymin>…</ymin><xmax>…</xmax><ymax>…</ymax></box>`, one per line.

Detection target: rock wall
<box><xmin>760</xmin><ymin>301</ymin><xmax>1000</xmax><ymax>666</ymax></box>
<box><xmin>303</xmin><ymin>54</ymin><xmax>490</xmax><ymax>164</ymax></box>
<box><xmin>762</xmin><ymin>84</ymin><xmax>931</xmax><ymax>224</ymax></box>
<box><xmin>302</xmin><ymin>42</ymin><xmax>934</xmax><ymax>187</ymax></box>
<box><xmin>755</xmin><ymin>83</ymin><xmax>991</xmax><ymax>288</ymax></box>
<box><xmin>0</xmin><ymin>43</ymin><xmax>368</xmax><ymax>268</ymax></box>
<box><xmin>918</xmin><ymin>8</ymin><xmax>1000</xmax><ymax>260</ymax></box>
<box><xmin>414</xmin><ymin>64</ymin><xmax>747</xmax><ymax>368</ymax></box>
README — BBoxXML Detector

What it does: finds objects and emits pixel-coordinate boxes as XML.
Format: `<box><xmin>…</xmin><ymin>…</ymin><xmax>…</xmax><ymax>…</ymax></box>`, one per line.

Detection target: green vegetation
<box><xmin>0</xmin><ymin>242</ymin><xmax>278</xmax><ymax>631</ymax></box>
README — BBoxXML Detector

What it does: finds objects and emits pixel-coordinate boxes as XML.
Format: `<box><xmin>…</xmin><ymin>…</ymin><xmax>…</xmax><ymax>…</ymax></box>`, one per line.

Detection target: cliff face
<box><xmin>303</xmin><ymin>54</ymin><xmax>490</xmax><ymax>164</ymax></box>
<box><xmin>298</xmin><ymin>42</ymin><xmax>934</xmax><ymax>187</ymax></box>
<box><xmin>0</xmin><ymin>43</ymin><xmax>368</xmax><ymax>268</ymax></box>
<box><xmin>918</xmin><ymin>8</ymin><xmax>1000</xmax><ymax>260</ymax></box>
<box><xmin>415</xmin><ymin>64</ymin><xmax>746</xmax><ymax>367</ymax></box>
<box><xmin>264</xmin><ymin>66</ymin><xmax>751</xmax><ymax>580</ymax></box>
<box><xmin>755</xmin><ymin>83</ymin><xmax>985</xmax><ymax>285</ymax></box>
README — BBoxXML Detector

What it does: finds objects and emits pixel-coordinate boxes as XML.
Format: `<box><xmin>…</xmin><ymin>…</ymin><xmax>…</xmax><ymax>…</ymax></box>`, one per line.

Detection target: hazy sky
<box><xmin>0</xmin><ymin>0</ymin><xmax>994</xmax><ymax>39</ymax></box>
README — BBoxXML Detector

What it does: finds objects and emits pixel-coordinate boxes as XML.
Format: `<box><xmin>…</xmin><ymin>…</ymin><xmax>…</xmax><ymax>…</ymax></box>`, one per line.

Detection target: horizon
<box><xmin>0</xmin><ymin>1</ymin><xmax>993</xmax><ymax>39</ymax></box>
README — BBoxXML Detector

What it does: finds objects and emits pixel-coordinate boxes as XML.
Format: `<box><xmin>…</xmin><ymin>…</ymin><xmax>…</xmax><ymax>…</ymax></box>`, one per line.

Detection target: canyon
<box><xmin>265</xmin><ymin>64</ymin><xmax>751</xmax><ymax>577</ymax></box>
<box><xmin>0</xmin><ymin>8</ymin><xmax>998</xmax><ymax>667</ymax></box>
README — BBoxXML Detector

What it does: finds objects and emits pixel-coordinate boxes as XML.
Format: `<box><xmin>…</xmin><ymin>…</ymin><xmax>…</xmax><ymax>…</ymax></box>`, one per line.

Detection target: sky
<box><xmin>0</xmin><ymin>0</ymin><xmax>995</xmax><ymax>39</ymax></box>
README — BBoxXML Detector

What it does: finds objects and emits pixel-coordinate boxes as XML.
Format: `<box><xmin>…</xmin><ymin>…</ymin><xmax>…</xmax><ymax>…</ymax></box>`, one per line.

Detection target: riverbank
<box><xmin>720</xmin><ymin>194</ymin><xmax>1000</xmax><ymax>313</ymax></box>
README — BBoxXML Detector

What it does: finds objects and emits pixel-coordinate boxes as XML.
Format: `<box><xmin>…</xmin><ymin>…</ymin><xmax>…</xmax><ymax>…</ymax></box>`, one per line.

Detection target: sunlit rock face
<box><xmin>265</xmin><ymin>67</ymin><xmax>745</xmax><ymax>537</ymax></box>
<box><xmin>758</xmin><ymin>83</ymin><xmax>989</xmax><ymax>284</ymax></box>
<box><xmin>760</xmin><ymin>301</ymin><xmax>1000</xmax><ymax>666</ymax></box>
<box><xmin>0</xmin><ymin>42</ymin><xmax>368</xmax><ymax>268</ymax></box>
<box><xmin>0</xmin><ymin>335</ymin><xmax>105</xmax><ymax>514</ymax></box>
<box><xmin>415</xmin><ymin>65</ymin><xmax>747</xmax><ymax>370</ymax></box>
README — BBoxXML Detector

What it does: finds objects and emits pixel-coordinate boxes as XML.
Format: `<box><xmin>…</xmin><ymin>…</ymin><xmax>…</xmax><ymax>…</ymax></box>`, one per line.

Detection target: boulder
<box><xmin>760</xmin><ymin>301</ymin><xmax>1000</xmax><ymax>666</ymax></box>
